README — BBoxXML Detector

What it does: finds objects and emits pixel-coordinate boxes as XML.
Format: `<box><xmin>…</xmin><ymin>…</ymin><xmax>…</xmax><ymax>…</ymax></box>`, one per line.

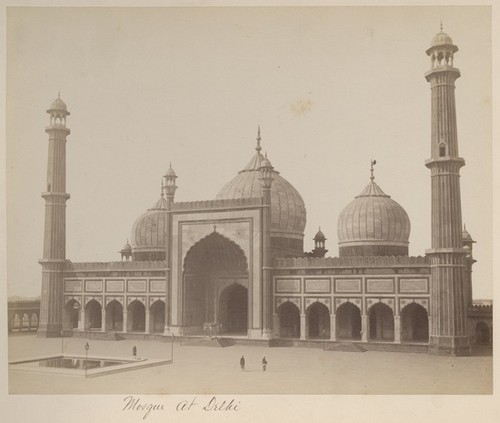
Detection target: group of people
<box><xmin>240</xmin><ymin>355</ymin><xmax>268</xmax><ymax>371</ymax></box>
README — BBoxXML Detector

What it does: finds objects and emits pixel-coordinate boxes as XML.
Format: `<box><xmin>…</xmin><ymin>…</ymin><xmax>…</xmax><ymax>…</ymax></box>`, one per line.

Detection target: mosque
<box><xmin>37</xmin><ymin>29</ymin><xmax>492</xmax><ymax>356</ymax></box>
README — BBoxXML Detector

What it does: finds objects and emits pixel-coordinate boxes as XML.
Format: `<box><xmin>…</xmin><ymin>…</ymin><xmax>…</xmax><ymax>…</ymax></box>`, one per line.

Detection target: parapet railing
<box><xmin>273</xmin><ymin>255</ymin><xmax>430</xmax><ymax>268</ymax></box>
<box><xmin>172</xmin><ymin>197</ymin><xmax>261</xmax><ymax>211</ymax></box>
<box><xmin>65</xmin><ymin>260</ymin><xmax>167</xmax><ymax>271</ymax></box>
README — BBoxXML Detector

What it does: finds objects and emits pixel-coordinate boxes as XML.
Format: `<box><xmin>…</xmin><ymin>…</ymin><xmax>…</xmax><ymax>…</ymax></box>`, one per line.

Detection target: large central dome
<box><xmin>216</xmin><ymin>132</ymin><xmax>306</xmax><ymax>257</ymax></box>
<box><xmin>337</xmin><ymin>174</ymin><xmax>411</xmax><ymax>257</ymax></box>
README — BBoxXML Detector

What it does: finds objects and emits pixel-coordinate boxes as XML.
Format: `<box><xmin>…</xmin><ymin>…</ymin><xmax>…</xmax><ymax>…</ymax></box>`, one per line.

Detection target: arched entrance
<box><xmin>150</xmin><ymin>300</ymin><xmax>165</xmax><ymax>333</ymax></box>
<box><xmin>475</xmin><ymin>321</ymin><xmax>491</xmax><ymax>344</ymax></box>
<box><xmin>64</xmin><ymin>299</ymin><xmax>80</xmax><ymax>330</ymax></box>
<box><xmin>401</xmin><ymin>303</ymin><xmax>429</xmax><ymax>342</ymax></box>
<box><xmin>22</xmin><ymin>313</ymin><xmax>30</xmax><ymax>329</ymax></box>
<box><xmin>278</xmin><ymin>302</ymin><xmax>300</xmax><ymax>338</ymax></box>
<box><xmin>369</xmin><ymin>302</ymin><xmax>394</xmax><ymax>341</ymax></box>
<box><xmin>85</xmin><ymin>300</ymin><xmax>102</xmax><ymax>330</ymax></box>
<box><xmin>219</xmin><ymin>284</ymin><xmax>248</xmax><ymax>334</ymax></box>
<box><xmin>106</xmin><ymin>300</ymin><xmax>123</xmax><ymax>331</ymax></box>
<box><xmin>336</xmin><ymin>302</ymin><xmax>361</xmax><ymax>340</ymax></box>
<box><xmin>128</xmin><ymin>300</ymin><xmax>145</xmax><ymax>332</ymax></box>
<box><xmin>31</xmin><ymin>313</ymin><xmax>39</xmax><ymax>329</ymax></box>
<box><xmin>13</xmin><ymin>314</ymin><xmax>20</xmax><ymax>330</ymax></box>
<box><xmin>307</xmin><ymin>302</ymin><xmax>330</xmax><ymax>339</ymax></box>
<box><xmin>183</xmin><ymin>232</ymin><xmax>248</xmax><ymax>334</ymax></box>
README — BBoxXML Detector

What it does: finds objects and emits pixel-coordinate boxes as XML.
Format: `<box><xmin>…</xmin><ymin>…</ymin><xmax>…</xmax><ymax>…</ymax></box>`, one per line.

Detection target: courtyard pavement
<box><xmin>8</xmin><ymin>334</ymin><xmax>492</xmax><ymax>395</ymax></box>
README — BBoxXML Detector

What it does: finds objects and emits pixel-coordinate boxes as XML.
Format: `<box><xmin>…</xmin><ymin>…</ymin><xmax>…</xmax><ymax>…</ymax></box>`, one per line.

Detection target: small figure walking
<box><xmin>262</xmin><ymin>356</ymin><xmax>268</xmax><ymax>372</ymax></box>
<box><xmin>132</xmin><ymin>345</ymin><xmax>137</xmax><ymax>359</ymax></box>
<box><xmin>240</xmin><ymin>355</ymin><xmax>245</xmax><ymax>371</ymax></box>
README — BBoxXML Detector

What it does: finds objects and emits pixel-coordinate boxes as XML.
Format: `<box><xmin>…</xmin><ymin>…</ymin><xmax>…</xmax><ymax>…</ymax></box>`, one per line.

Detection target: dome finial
<box><xmin>58</xmin><ymin>89</ymin><xmax>60</xmax><ymax>99</ymax></box>
<box><xmin>256</xmin><ymin>125</ymin><xmax>262</xmax><ymax>153</ymax></box>
<box><xmin>440</xmin><ymin>20</ymin><xmax>443</xmax><ymax>32</ymax></box>
<box><xmin>370</xmin><ymin>159</ymin><xmax>377</xmax><ymax>182</ymax></box>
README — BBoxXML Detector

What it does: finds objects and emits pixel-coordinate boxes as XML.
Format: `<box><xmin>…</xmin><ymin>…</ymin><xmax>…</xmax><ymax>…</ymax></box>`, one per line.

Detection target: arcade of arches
<box><xmin>62</xmin><ymin>298</ymin><xmax>167</xmax><ymax>334</ymax></box>
<box><xmin>182</xmin><ymin>232</ymin><xmax>249</xmax><ymax>335</ymax></box>
<box><xmin>276</xmin><ymin>300</ymin><xmax>430</xmax><ymax>343</ymax></box>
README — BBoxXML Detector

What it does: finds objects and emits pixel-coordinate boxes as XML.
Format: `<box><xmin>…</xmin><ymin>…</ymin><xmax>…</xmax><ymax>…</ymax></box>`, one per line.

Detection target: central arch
<box><xmin>307</xmin><ymin>302</ymin><xmax>330</xmax><ymax>339</ymax></box>
<box><xmin>182</xmin><ymin>232</ymin><xmax>249</xmax><ymax>335</ymax></box>
<box><xmin>219</xmin><ymin>284</ymin><xmax>248</xmax><ymax>334</ymax></box>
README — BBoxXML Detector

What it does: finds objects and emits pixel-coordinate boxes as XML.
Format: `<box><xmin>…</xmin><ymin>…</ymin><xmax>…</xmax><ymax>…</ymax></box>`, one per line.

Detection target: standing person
<box><xmin>262</xmin><ymin>356</ymin><xmax>268</xmax><ymax>372</ymax></box>
<box><xmin>240</xmin><ymin>355</ymin><xmax>245</xmax><ymax>371</ymax></box>
<box><xmin>133</xmin><ymin>345</ymin><xmax>137</xmax><ymax>359</ymax></box>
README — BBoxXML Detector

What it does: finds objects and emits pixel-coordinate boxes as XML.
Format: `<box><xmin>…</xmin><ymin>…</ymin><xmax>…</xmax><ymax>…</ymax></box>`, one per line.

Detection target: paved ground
<box><xmin>8</xmin><ymin>334</ymin><xmax>492</xmax><ymax>395</ymax></box>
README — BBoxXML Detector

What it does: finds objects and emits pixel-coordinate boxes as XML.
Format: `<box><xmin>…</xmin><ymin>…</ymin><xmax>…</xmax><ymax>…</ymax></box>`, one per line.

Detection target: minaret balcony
<box><xmin>41</xmin><ymin>191</ymin><xmax>71</xmax><ymax>200</ymax></box>
<box><xmin>45</xmin><ymin>126</ymin><xmax>70</xmax><ymax>135</ymax></box>
<box><xmin>424</xmin><ymin>66</ymin><xmax>460</xmax><ymax>81</ymax></box>
<box><xmin>425</xmin><ymin>156</ymin><xmax>465</xmax><ymax>170</ymax></box>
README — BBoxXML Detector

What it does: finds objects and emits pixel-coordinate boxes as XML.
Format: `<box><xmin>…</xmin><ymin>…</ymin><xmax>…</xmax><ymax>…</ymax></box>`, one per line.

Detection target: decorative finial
<box><xmin>370</xmin><ymin>159</ymin><xmax>377</xmax><ymax>181</ymax></box>
<box><xmin>160</xmin><ymin>178</ymin><xmax>164</xmax><ymax>197</ymax></box>
<box><xmin>256</xmin><ymin>125</ymin><xmax>262</xmax><ymax>153</ymax></box>
<box><xmin>464</xmin><ymin>223</ymin><xmax>467</xmax><ymax>231</ymax></box>
<box><xmin>58</xmin><ymin>89</ymin><xmax>60</xmax><ymax>99</ymax></box>
<box><xmin>440</xmin><ymin>20</ymin><xmax>443</xmax><ymax>32</ymax></box>
<box><xmin>213</xmin><ymin>224</ymin><xmax>217</xmax><ymax>232</ymax></box>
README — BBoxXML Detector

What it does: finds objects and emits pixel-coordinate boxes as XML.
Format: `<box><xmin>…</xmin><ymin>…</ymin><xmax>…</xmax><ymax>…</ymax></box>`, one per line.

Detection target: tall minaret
<box><xmin>258</xmin><ymin>128</ymin><xmax>274</xmax><ymax>338</ymax></box>
<box><xmin>163</xmin><ymin>163</ymin><xmax>177</xmax><ymax>334</ymax></box>
<box><xmin>38</xmin><ymin>94</ymin><xmax>70</xmax><ymax>337</ymax></box>
<box><xmin>425</xmin><ymin>28</ymin><xmax>470</xmax><ymax>355</ymax></box>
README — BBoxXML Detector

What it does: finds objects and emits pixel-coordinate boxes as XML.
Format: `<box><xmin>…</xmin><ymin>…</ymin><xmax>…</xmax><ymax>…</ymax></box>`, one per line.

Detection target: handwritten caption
<box><xmin>122</xmin><ymin>395</ymin><xmax>240</xmax><ymax>420</ymax></box>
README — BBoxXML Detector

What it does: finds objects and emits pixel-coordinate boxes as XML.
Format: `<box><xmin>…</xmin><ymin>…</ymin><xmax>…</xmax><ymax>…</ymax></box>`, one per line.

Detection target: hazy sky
<box><xmin>6</xmin><ymin>6</ymin><xmax>492</xmax><ymax>298</ymax></box>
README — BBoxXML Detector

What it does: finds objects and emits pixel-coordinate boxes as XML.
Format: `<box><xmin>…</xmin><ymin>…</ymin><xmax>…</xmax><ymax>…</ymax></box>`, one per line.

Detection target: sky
<box><xmin>5</xmin><ymin>6</ymin><xmax>492</xmax><ymax>299</ymax></box>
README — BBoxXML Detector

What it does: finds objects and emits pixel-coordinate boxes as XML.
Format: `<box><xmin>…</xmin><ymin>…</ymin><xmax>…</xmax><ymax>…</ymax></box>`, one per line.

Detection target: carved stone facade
<box><xmin>37</xmin><ymin>29</ymin><xmax>492</xmax><ymax>355</ymax></box>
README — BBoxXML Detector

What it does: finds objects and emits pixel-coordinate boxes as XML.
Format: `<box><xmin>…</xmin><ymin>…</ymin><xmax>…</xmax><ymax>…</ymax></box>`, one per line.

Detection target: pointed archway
<box><xmin>150</xmin><ymin>300</ymin><xmax>166</xmax><ymax>333</ymax></box>
<box><xmin>336</xmin><ymin>302</ymin><xmax>361</xmax><ymax>340</ymax></box>
<box><xmin>369</xmin><ymin>302</ymin><xmax>394</xmax><ymax>341</ymax></box>
<box><xmin>64</xmin><ymin>299</ymin><xmax>80</xmax><ymax>330</ymax></box>
<box><xmin>85</xmin><ymin>300</ymin><xmax>102</xmax><ymax>330</ymax></box>
<box><xmin>128</xmin><ymin>300</ymin><xmax>145</xmax><ymax>332</ymax></box>
<box><xmin>219</xmin><ymin>284</ymin><xmax>248</xmax><ymax>334</ymax></box>
<box><xmin>183</xmin><ymin>232</ymin><xmax>248</xmax><ymax>334</ymax></box>
<box><xmin>475</xmin><ymin>321</ymin><xmax>491</xmax><ymax>344</ymax></box>
<box><xmin>106</xmin><ymin>300</ymin><xmax>123</xmax><ymax>331</ymax></box>
<box><xmin>401</xmin><ymin>302</ymin><xmax>429</xmax><ymax>342</ymax></box>
<box><xmin>278</xmin><ymin>302</ymin><xmax>300</xmax><ymax>339</ymax></box>
<box><xmin>307</xmin><ymin>302</ymin><xmax>330</xmax><ymax>339</ymax></box>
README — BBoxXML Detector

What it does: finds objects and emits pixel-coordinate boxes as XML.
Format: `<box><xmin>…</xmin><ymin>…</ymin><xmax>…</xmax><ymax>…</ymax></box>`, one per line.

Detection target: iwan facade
<box><xmin>37</xmin><ymin>29</ymin><xmax>491</xmax><ymax>356</ymax></box>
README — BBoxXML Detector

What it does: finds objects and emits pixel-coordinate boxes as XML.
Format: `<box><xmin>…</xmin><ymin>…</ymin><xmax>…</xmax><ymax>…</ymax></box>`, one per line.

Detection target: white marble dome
<box><xmin>337</xmin><ymin>179</ymin><xmax>410</xmax><ymax>256</ymax></box>
<box><xmin>130</xmin><ymin>196</ymin><xmax>168</xmax><ymax>260</ymax></box>
<box><xmin>216</xmin><ymin>148</ymin><xmax>306</xmax><ymax>240</ymax></box>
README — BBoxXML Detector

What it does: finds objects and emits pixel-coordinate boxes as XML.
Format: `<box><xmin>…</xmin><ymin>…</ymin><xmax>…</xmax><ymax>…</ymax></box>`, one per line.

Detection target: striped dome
<box><xmin>130</xmin><ymin>196</ymin><xmax>168</xmax><ymax>259</ymax></box>
<box><xmin>216</xmin><ymin>151</ymin><xmax>306</xmax><ymax>239</ymax></box>
<box><xmin>337</xmin><ymin>180</ymin><xmax>410</xmax><ymax>255</ymax></box>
